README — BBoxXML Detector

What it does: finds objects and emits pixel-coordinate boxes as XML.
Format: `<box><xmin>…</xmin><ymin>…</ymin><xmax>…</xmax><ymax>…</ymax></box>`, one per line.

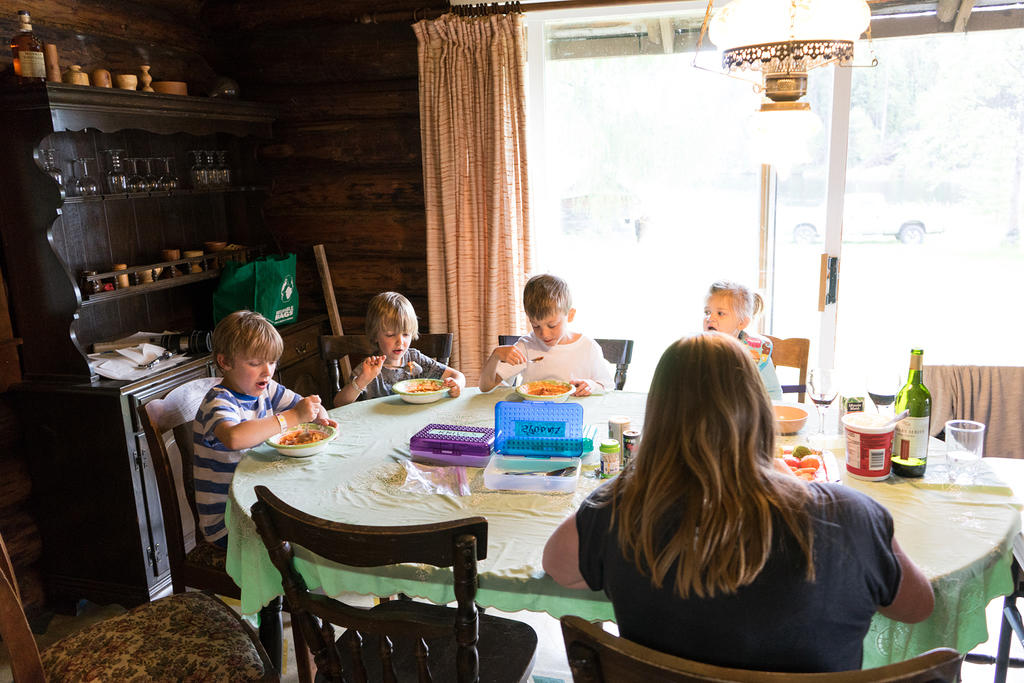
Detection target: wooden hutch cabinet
<box><xmin>0</xmin><ymin>83</ymin><xmax>326</xmax><ymax>609</ymax></box>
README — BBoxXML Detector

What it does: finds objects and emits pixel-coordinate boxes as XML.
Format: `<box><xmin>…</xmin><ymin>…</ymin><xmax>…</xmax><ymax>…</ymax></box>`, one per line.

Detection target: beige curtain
<box><xmin>414</xmin><ymin>12</ymin><xmax>532</xmax><ymax>384</ymax></box>
<box><xmin>926</xmin><ymin>365</ymin><xmax>1024</xmax><ymax>459</ymax></box>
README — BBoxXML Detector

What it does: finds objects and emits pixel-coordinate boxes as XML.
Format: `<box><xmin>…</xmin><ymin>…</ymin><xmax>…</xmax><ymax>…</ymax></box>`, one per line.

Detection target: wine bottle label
<box><xmin>893</xmin><ymin>416</ymin><xmax>930</xmax><ymax>461</ymax></box>
<box><xmin>18</xmin><ymin>50</ymin><xmax>45</xmax><ymax>77</ymax></box>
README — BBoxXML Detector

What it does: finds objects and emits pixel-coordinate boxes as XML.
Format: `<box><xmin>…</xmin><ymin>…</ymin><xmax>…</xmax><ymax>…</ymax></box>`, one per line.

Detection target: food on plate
<box><xmin>401</xmin><ymin>379</ymin><xmax>445</xmax><ymax>393</ymax></box>
<box><xmin>775</xmin><ymin>444</ymin><xmax>831</xmax><ymax>482</ymax></box>
<box><xmin>522</xmin><ymin>380</ymin><xmax>572</xmax><ymax>397</ymax></box>
<box><xmin>279</xmin><ymin>428</ymin><xmax>329</xmax><ymax>446</ymax></box>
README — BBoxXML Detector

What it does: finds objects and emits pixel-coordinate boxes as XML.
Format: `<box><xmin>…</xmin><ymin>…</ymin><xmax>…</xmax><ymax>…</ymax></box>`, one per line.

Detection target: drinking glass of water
<box><xmin>945</xmin><ymin>420</ymin><xmax>985</xmax><ymax>485</ymax></box>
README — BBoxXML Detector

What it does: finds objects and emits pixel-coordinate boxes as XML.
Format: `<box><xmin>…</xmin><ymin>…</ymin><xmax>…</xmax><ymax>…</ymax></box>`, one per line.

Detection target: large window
<box><xmin>528</xmin><ymin>5</ymin><xmax>765</xmax><ymax>389</ymax></box>
<box><xmin>528</xmin><ymin>6</ymin><xmax>1024</xmax><ymax>393</ymax></box>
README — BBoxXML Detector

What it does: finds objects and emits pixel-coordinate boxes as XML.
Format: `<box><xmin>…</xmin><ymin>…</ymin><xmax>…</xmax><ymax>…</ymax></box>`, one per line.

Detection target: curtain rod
<box><xmin>358</xmin><ymin>0</ymin><xmax>691</xmax><ymax>24</ymax></box>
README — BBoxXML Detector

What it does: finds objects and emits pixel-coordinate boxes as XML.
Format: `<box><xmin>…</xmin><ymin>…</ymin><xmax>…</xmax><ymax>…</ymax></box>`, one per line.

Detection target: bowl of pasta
<box><xmin>392</xmin><ymin>378</ymin><xmax>448</xmax><ymax>404</ymax></box>
<box><xmin>517</xmin><ymin>380</ymin><xmax>574</xmax><ymax>402</ymax></box>
<box><xmin>265</xmin><ymin>423</ymin><xmax>337</xmax><ymax>457</ymax></box>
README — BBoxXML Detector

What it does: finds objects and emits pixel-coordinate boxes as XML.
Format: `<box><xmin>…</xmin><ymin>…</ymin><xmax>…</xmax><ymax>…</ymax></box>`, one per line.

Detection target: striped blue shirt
<box><xmin>193</xmin><ymin>380</ymin><xmax>300</xmax><ymax>547</ymax></box>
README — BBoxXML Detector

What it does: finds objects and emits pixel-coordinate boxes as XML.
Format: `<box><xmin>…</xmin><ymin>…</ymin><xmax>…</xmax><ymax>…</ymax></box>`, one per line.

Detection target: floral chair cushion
<box><xmin>187</xmin><ymin>539</ymin><xmax>227</xmax><ymax>572</ymax></box>
<box><xmin>40</xmin><ymin>591</ymin><xmax>270</xmax><ymax>682</ymax></box>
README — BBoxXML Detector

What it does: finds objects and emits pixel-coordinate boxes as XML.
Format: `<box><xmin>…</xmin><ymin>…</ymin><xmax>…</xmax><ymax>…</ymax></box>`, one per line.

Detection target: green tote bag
<box><xmin>213</xmin><ymin>253</ymin><xmax>298</xmax><ymax>326</ymax></box>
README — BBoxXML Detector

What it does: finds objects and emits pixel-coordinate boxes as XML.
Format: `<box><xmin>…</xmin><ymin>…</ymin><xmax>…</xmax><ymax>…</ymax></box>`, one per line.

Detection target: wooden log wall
<box><xmin>203</xmin><ymin>0</ymin><xmax>445</xmax><ymax>334</ymax></box>
<box><xmin>0</xmin><ymin>0</ymin><xmax>217</xmax><ymax>618</ymax></box>
<box><xmin>0</xmin><ymin>0</ymin><xmax>216</xmax><ymax>94</ymax></box>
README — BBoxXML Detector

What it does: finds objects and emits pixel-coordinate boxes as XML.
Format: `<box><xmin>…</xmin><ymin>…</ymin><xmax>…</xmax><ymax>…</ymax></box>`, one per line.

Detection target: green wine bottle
<box><xmin>892</xmin><ymin>349</ymin><xmax>931</xmax><ymax>473</ymax></box>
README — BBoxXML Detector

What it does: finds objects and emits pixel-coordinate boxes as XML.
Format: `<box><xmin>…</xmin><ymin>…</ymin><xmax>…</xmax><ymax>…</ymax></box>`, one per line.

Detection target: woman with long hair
<box><xmin>543</xmin><ymin>333</ymin><xmax>933</xmax><ymax>672</ymax></box>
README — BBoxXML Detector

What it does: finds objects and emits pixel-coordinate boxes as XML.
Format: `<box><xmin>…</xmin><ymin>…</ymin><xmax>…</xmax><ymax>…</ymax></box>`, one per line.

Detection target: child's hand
<box><xmin>294</xmin><ymin>395</ymin><xmax>322</xmax><ymax>423</ymax></box>
<box><xmin>360</xmin><ymin>355</ymin><xmax>386</xmax><ymax>382</ymax></box>
<box><xmin>444</xmin><ymin>377</ymin><xmax>461</xmax><ymax>398</ymax></box>
<box><xmin>493</xmin><ymin>345</ymin><xmax>527</xmax><ymax>365</ymax></box>
<box><xmin>570</xmin><ymin>379</ymin><xmax>592</xmax><ymax>397</ymax></box>
<box><xmin>317</xmin><ymin>417</ymin><xmax>338</xmax><ymax>429</ymax></box>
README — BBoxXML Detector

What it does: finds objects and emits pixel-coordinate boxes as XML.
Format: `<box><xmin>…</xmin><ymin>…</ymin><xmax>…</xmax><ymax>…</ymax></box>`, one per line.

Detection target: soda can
<box><xmin>622</xmin><ymin>429</ymin><xmax>640</xmax><ymax>466</ymax></box>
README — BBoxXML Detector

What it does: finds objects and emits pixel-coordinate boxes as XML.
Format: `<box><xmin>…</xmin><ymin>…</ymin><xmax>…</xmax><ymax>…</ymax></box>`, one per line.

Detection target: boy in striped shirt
<box><xmin>193</xmin><ymin>310</ymin><xmax>335</xmax><ymax>548</ymax></box>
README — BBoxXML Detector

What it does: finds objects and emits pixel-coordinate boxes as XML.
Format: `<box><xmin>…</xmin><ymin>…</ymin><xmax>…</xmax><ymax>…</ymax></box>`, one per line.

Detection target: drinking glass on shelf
<box><xmin>189</xmin><ymin>150</ymin><xmax>208</xmax><ymax>189</ymax></box>
<box><xmin>103</xmin><ymin>149</ymin><xmax>128</xmax><ymax>194</ymax></box>
<box><xmin>41</xmin><ymin>148</ymin><xmax>63</xmax><ymax>188</ymax></box>
<box><xmin>807</xmin><ymin>368</ymin><xmax>838</xmax><ymax>439</ymax></box>
<box><xmin>215</xmin><ymin>150</ymin><xmax>231</xmax><ymax>187</ymax></box>
<box><xmin>946</xmin><ymin>420</ymin><xmax>985</xmax><ymax>485</ymax></box>
<box><xmin>157</xmin><ymin>157</ymin><xmax>178</xmax><ymax>191</ymax></box>
<box><xmin>134</xmin><ymin>158</ymin><xmax>156</xmax><ymax>192</ymax></box>
<box><xmin>73</xmin><ymin>158</ymin><xmax>99</xmax><ymax>196</ymax></box>
<box><xmin>125</xmin><ymin>158</ymin><xmax>144</xmax><ymax>193</ymax></box>
<box><xmin>866</xmin><ymin>370</ymin><xmax>901</xmax><ymax>415</ymax></box>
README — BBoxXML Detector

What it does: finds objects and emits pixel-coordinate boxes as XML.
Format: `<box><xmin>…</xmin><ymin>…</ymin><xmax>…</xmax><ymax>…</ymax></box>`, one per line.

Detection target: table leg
<box><xmin>259</xmin><ymin>597</ymin><xmax>283</xmax><ymax>673</ymax></box>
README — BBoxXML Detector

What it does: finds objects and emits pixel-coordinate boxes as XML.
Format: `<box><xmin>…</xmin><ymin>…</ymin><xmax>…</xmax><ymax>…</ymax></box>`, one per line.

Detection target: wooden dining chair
<box><xmin>497</xmin><ymin>335</ymin><xmax>634</xmax><ymax>390</ymax></box>
<box><xmin>138</xmin><ymin>376</ymin><xmax>312</xmax><ymax>683</ymax></box>
<box><xmin>0</xmin><ymin>527</ymin><xmax>278</xmax><ymax>682</ymax></box>
<box><xmin>250</xmin><ymin>485</ymin><xmax>539</xmax><ymax>683</ymax></box>
<box><xmin>765</xmin><ymin>334</ymin><xmax>810</xmax><ymax>402</ymax></box>
<box><xmin>320</xmin><ymin>333</ymin><xmax>454</xmax><ymax>394</ymax></box>
<box><xmin>560</xmin><ymin>615</ymin><xmax>962</xmax><ymax>682</ymax></box>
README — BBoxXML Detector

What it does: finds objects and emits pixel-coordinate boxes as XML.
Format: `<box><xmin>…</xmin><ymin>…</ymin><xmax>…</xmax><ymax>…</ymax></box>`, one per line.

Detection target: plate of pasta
<box><xmin>265</xmin><ymin>423</ymin><xmax>337</xmax><ymax>457</ymax></box>
<box><xmin>392</xmin><ymin>378</ymin><xmax>449</xmax><ymax>404</ymax></box>
<box><xmin>516</xmin><ymin>380</ymin><xmax>574</xmax><ymax>402</ymax></box>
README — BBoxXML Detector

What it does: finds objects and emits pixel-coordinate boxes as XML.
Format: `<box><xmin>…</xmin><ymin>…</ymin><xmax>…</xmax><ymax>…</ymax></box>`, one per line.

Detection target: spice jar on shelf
<box><xmin>80</xmin><ymin>270</ymin><xmax>101</xmax><ymax>295</ymax></box>
<box><xmin>112</xmin><ymin>264</ymin><xmax>130</xmax><ymax>289</ymax></box>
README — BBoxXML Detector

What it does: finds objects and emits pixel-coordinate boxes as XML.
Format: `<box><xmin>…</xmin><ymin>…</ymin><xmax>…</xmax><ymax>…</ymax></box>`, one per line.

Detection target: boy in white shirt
<box><xmin>479</xmin><ymin>274</ymin><xmax>614</xmax><ymax>395</ymax></box>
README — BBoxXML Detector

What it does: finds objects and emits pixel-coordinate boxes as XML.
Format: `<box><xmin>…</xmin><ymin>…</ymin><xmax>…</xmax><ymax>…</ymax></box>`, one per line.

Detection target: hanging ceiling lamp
<box><xmin>707</xmin><ymin>0</ymin><xmax>872</xmax><ymax>105</ymax></box>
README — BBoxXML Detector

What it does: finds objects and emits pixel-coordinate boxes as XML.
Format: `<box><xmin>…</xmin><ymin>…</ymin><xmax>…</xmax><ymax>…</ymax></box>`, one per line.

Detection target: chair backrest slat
<box><xmin>137</xmin><ymin>376</ymin><xmax>223</xmax><ymax>592</ymax></box>
<box><xmin>320</xmin><ymin>334</ymin><xmax>454</xmax><ymax>394</ymax></box>
<box><xmin>497</xmin><ymin>336</ymin><xmax>633</xmax><ymax>390</ymax></box>
<box><xmin>765</xmin><ymin>335</ymin><xmax>810</xmax><ymax>403</ymax></box>
<box><xmin>560</xmin><ymin>615</ymin><xmax>962</xmax><ymax>682</ymax></box>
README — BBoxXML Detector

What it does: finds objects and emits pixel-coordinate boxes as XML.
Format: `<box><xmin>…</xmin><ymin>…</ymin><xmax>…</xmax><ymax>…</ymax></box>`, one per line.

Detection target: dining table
<box><xmin>224</xmin><ymin>388</ymin><xmax>1023</xmax><ymax>670</ymax></box>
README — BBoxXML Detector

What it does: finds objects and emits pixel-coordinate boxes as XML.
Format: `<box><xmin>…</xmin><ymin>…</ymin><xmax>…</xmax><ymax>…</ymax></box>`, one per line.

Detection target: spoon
<box><xmin>405</xmin><ymin>360</ymin><xmax>423</xmax><ymax>377</ymax></box>
<box><xmin>886</xmin><ymin>409</ymin><xmax>910</xmax><ymax>428</ymax></box>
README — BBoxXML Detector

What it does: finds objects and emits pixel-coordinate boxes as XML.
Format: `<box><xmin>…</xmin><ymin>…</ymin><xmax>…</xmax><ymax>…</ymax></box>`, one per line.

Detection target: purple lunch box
<box><xmin>409</xmin><ymin>423</ymin><xmax>495</xmax><ymax>467</ymax></box>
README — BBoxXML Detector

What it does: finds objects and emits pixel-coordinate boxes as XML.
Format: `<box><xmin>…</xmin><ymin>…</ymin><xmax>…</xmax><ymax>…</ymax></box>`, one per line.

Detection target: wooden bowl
<box><xmin>152</xmin><ymin>81</ymin><xmax>188</xmax><ymax>96</ymax></box>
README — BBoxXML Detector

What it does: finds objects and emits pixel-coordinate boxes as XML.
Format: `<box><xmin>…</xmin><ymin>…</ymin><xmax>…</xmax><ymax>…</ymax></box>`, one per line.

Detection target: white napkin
<box><xmin>88</xmin><ymin>343</ymin><xmax>183</xmax><ymax>381</ymax></box>
<box><xmin>115</xmin><ymin>343</ymin><xmax>167</xmax><ymax>366</ymax></box>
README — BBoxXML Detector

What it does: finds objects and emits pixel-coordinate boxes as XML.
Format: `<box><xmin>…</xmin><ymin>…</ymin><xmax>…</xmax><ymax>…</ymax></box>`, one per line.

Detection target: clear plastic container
<box><xmin>483</xmin><ymin>454</ymin><xmax>580</xmax><ymax>492</ymax></box>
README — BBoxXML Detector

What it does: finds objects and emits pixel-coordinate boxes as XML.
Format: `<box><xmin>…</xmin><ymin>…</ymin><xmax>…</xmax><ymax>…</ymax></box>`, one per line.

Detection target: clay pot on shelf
<box><xmin>62</xmin><ymin>65</ymin><xmax>90</xmax><ymax>86</ymax></box>
<box><xmin>115</xmin><ymin>74</ymin><xmax>137</xmax><ymax>90</ymax></box>
<box><xmin>152</xmin><ymin>81</ymin><xmax>188</xmax><ymax>96</ymax></box>
<box><xmin>91</xmin><ymin>68</ymin><xmax>112</xmax><ymax>88</ymax></box>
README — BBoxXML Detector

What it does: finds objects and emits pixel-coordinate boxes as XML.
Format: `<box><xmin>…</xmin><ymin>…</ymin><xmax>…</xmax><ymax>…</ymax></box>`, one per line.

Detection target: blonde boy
<box><xmin>193</xmin><ymin>311</ymin><xmax>333</xmax><ymax>548</ymax></box>
<box><xmin>480</xmin><ymin>274</ymin><xmax>614</xmax><ymax>395</ymax></box>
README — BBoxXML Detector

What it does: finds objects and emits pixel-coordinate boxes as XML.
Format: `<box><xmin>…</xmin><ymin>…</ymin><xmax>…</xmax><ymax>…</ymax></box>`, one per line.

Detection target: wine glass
<box><xmin>807</xmin><ymin>368</ymin><xmax>838</xmax><ymax>439</ymax></box>
<box><xmin>157</xmin><ymin>157</ymin><xmax>178</xmax><ymax>191</ymax></box>
<box><xmin>866</xmin><ymin>370</ymin><xmax>901</xmax><ymax>415</ymax></box>
<box><xmin>73</xmin><ymin>158</ymin><xmax>99</xmax><ymax>196</ymax></box>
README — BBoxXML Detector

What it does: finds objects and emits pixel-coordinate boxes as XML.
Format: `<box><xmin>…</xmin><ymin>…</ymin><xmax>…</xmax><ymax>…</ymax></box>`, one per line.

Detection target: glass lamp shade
<box><xmin>746</xmin><ymin>101</ymin><xmax>823</xmax><ymax>176</ymax></box>
<box><xmin>709</xmin><ymin>0</ymin><xmax>871</xmax><ymax>73</ymax></box>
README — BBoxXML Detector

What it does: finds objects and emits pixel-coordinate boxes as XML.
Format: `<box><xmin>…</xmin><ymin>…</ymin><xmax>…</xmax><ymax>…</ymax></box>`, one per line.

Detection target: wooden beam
<box><xmin>953</xmin><ymin>0</ymin><xmax>976</xmax><ymax>31</ymax></box>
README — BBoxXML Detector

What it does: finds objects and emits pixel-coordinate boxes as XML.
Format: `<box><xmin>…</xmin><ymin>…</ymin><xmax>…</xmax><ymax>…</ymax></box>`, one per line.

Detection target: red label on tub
<box><xmin>845</xmin><ymin>429</ymin><xmax>894</xmax><ymax>479</ymax></box>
